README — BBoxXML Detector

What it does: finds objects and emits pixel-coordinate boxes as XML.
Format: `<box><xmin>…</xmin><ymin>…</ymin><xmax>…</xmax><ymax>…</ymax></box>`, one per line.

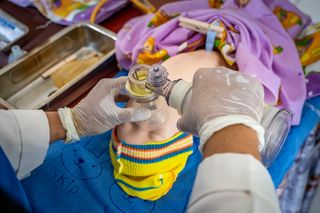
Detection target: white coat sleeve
<box><xmin>0</xmin><ymin>110</ymin><xmax>50</xmax><ymax>180</ymax></box>
<box><xmin>188</xmin><ymin>153</ymin><xmax>281</xmax><ymax>213</ymax></box>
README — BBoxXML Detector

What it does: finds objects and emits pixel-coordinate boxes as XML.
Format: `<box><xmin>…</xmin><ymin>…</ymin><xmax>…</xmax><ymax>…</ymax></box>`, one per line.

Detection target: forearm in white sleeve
<box><xmin>188</xmin><ymin>153</ymin><xmax>281</xmax><ymax>213</ymax></box>
<box><xmin>0</xmin><ymin>110</ymin><xmax>50</xmax><ymax>180</ymax></box>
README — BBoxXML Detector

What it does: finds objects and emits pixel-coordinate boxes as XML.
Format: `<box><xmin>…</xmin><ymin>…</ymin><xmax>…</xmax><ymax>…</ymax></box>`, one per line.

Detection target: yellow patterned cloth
<box><xmin>109</xmin><ymin>128</ymin><xmax>193</xmax><ymax>201</ymax></box>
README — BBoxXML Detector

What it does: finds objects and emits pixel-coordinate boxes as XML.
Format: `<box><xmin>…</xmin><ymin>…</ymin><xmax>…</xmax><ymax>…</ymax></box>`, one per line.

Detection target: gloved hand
<box><xmin>58</xmin><ymin>77</ymin><xmax>151</xmax><ymax>142</ymax></box>
<box><xmin>177</xmin><ymin>67</ymin><xmax>265</xmax><ymax>151</ymax></box>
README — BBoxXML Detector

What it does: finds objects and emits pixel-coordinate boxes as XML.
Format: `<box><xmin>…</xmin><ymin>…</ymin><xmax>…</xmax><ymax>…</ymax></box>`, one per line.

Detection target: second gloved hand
<box><xmin>58</xmin><ymin>77</ymin><xmax>151</xmax><ymax>142</ymax></box>
<box><xmin>177</xmin><ymin>67</ymin><xmax>265</xmax><ymax>151</ymax></box>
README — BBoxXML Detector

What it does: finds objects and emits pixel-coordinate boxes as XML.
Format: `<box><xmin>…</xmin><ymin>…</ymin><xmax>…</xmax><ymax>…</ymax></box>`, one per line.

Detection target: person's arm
<box><xmin>0</xmin><ymin>77</ymin><xmax>151</xmax><ymax>180</ymax></box>
<box><xmin>173</xmin><ymin>67</ymin><xmax>280</xmax><ymax>212</ymax></box>
<box><xmin>0</xmin><ymin>110</ymin><xmax>50</xmax><ymax>179</ymax></box>
<box><xmin>0</xmin><ymin>110</ymin><xmax>71</xmax><ymax>179</ymax></box>
<box><xmin>202</xmin><ymin>124</ymin><xmax>260</xmax><ymax>160</ymax></box>
<box><xmin>188</xmin><ymin>125</ymin><xmax>280</xmax><ymax>212</ymax></box>
<box><xmin>0</xmin><ymin>110</ymin><xmax>75</xmax><ymax>179</ymax></box>
<box><xmin>45</xmin><ymin>112</ymin><xmax>66</xmax><ymax>143</ymax></box>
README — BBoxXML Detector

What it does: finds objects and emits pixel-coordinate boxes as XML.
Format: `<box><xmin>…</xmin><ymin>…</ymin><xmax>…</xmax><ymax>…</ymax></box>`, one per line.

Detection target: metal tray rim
<box><xmin>0</xmin><ymin>22</ymin><xmax>116</xmax><ymax>76</ymax></box>
<box><xmin>0</xmin><ymin>22</ymin><xmax>117</xmax><ymax>109</ymax></box>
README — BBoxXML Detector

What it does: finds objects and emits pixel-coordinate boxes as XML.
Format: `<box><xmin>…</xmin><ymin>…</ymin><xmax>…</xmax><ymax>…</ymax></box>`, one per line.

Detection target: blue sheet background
<box><xmin>0</xmin><ymin>147</ymin><xmax>31</xmax><ymax>212</ymax></box>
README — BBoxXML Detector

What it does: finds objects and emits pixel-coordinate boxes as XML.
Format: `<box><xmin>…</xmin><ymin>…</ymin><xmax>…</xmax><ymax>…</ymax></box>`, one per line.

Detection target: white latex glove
<box><xmin>58</xmin><ymin>77</ymin><xmax>151</xmax><ymax>142</ymax></box>
<box><xmin>177</xmin><ymin>67</ymin><xmax>265</xmax><ymax>151</ymax></box>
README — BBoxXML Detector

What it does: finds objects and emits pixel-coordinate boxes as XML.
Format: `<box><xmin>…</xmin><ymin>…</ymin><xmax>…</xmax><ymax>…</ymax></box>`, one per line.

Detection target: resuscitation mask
<box><xmin>125</xmin><ymin>64</ymin><xmax>293</xmax><ymax>167</ymax></box>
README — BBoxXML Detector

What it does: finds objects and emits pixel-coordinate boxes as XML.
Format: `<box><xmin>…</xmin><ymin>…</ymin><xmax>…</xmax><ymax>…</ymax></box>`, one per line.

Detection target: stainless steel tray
<box><xmin>0</xmin><ymin>9</ymin><xmax>29</xmax><ymax>51</ymax></box>
<box><xmin>0</xmin><ymin>22</ymin><xmax>116</xmax><ymax>109</ymax></box>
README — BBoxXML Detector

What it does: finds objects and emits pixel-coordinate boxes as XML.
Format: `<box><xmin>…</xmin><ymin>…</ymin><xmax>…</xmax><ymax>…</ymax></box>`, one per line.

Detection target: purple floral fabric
<box><xmin>263</xmin><ymin>0</ymin><xmax>311</xmax><ymax>38</ymax></box>
<box><xmin>306</xmin><ymin>72</ymin><xmax>320</xmax><ymax>99</ymax></box>
<box><xmin>9</xmin><ymin>0</ymin><xmax>128</xmax><ymax>25</ymax></box>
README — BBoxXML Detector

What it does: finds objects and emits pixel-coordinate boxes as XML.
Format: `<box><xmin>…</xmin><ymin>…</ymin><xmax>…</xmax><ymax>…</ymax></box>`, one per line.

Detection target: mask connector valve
<box><xmin>125</xmin><ymin>64</ymin><xmax>158</xmax><ymax>103</ymax></box>
<box><xmin>146</xmin><ymin>64</ymin><xmax>183</xmax><ymax>105</ymax></box>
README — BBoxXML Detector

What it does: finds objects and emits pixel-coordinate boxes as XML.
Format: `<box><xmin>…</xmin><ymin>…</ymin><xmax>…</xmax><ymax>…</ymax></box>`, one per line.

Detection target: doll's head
<box><xmin>110</xmin><ymin>50</ymin><xmax>229</xmax><ymax>201</ymax></box>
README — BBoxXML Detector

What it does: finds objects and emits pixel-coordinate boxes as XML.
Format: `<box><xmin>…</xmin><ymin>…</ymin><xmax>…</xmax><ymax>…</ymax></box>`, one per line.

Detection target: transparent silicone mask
<box><xmin>125</xmin><ymin>64</ymin><xmax>169</xmax><ymax>127</ymax></box>
<box><xmin>131</xmin><ymin>100</ymin><xmax>170</xmax><ymax>128</ymax></box>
